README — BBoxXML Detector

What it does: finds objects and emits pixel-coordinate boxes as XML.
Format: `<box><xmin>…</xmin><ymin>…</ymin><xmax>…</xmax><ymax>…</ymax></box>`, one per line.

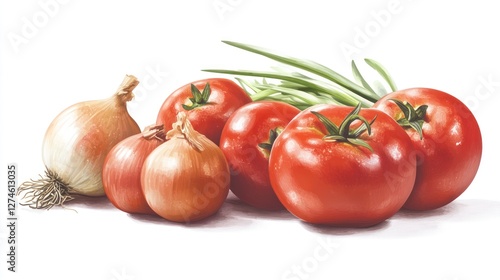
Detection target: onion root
<box><xmin>17</xmin><ymin>169</ymin><xmax>75</xmax><ymax>210</ymax></box>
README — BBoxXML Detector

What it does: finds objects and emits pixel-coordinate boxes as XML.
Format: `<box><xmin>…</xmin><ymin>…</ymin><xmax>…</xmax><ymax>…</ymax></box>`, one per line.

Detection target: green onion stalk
<box><xmin>203</xmin><ymin>41</ymin><xmax>398</xmax><ymax>110</ymax></box>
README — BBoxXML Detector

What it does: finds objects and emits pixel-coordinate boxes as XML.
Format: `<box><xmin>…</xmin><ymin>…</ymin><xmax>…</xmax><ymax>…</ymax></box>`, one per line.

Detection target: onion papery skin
<box><xmin>16</xmin><ymin>75</ymin><xmax>142</xmax><ymax>209</ymax></box>
<box><xmin>42</xmin><ymin>89</ymin><xmax>141</xmax><ymax>197</ymax></box>
<box><xmin>141</xmin><ymin>135</ymin><xmax>230</xmax><ymax>223</ymax></box>
<box><xmin>42</xmin><ymin>75</ymin><xmax>141</xmax><ymax>199</ymax></box>
<box><xmin>103</xmin><ymin>131</ymin><xmax>164</xmax><ymax>215</ymax></box>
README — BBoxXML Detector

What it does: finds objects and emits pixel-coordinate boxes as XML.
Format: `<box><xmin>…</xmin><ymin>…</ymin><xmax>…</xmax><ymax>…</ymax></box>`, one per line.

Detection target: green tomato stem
<box><xmin>311</xmin><ymin>103</ymin><xmax>375</xmax><ymax>152</ymax></box>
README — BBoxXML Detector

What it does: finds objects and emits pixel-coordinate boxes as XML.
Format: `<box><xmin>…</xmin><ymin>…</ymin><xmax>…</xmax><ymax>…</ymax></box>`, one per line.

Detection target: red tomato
<box><xmin>269</xmin><ymin>104</ymin><xmax>416</xmax><ymax>227</ymax></box>
<box><xmin>373</xmin><ymin>88</ymin><xmax>482</xmax><ymax>211</ymax></box>
<box><xmin>219</xmin><ymin>101</ymin><xmax>300</xmax><ymax>210</ymax></box>
<box><xmin>156</xmin><ymin>78</ymin><xmax>252</xmax><ymax>145</ymax></box>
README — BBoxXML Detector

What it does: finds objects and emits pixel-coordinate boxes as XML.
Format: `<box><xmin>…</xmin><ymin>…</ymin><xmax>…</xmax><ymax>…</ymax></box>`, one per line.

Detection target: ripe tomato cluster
<box><xmin>103</xmin><ymin>77</ymin><xmax>482</xmax><ymax>227</ymax></box>
<box><xmin>269</xmin><ymin>88</ymin><xmax>482</xmax><ymax>226</ymax></box>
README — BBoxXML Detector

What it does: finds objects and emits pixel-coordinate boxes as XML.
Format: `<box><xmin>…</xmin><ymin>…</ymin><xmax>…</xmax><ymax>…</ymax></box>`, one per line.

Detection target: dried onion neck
<box><xmin>17</xmin><ymin>75</ymin><xmax>141</xmax><ymax>209</ymax></box>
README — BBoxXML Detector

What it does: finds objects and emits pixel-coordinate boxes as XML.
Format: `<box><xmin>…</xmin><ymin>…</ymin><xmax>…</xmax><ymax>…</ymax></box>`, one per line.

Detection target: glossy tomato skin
<box><xmin>373</xmin><ymin>88</ymin><xmax>482</xmax><ymax>211</ymax></box>
<box><xmin>156</xmin><ymin>78</ymin><xmax>252</xmax><ymax>145</ymax></box>
<box><xmin>219</xmin><ymin>101</ymin><xmax>300</xmax><ymax>210</ymax></box>
<box><xmin>269</xmin><ymin>104</ymin><xmax>416</xmax><ymax>227</ymax></box>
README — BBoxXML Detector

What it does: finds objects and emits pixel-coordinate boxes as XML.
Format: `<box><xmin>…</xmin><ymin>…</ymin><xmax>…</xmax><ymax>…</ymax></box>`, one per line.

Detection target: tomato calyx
<box><xmin>311</xmin><ymin>104</ymin><xmax>376</xmax><ymax>151</ymax></box>
<box><xmin>258</xmin><ymin>127</ymin><xmax>283</xmax><ymax>153</ymax></box>
<box><xmin>182</xmin><ymin>83</ymin><xmax>212</xmax><ymax>111</ymax></box>
<box><xmin>390</xmin><ymin>99</ymin><xmax>428</xmax><ymax>140</ymax></box>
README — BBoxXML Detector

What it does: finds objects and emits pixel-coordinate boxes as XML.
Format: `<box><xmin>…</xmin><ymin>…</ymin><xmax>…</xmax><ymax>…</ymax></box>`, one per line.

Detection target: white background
<box><xmin>1</xmin><ymin>0</ymin><xmax>500</xmax><ymax>279</ymax></box>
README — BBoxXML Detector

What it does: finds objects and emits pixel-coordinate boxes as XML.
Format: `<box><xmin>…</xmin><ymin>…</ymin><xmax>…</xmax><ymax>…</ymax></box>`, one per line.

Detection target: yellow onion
<box><xmin>141</xmin><ymin>112</ymin><xmax>230</xmax><ymax>223</ymax></box>
<box><xmin>17</xmin><ymin>75</ymin><xmax>141</xmax><ymax>209</ymax></box>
